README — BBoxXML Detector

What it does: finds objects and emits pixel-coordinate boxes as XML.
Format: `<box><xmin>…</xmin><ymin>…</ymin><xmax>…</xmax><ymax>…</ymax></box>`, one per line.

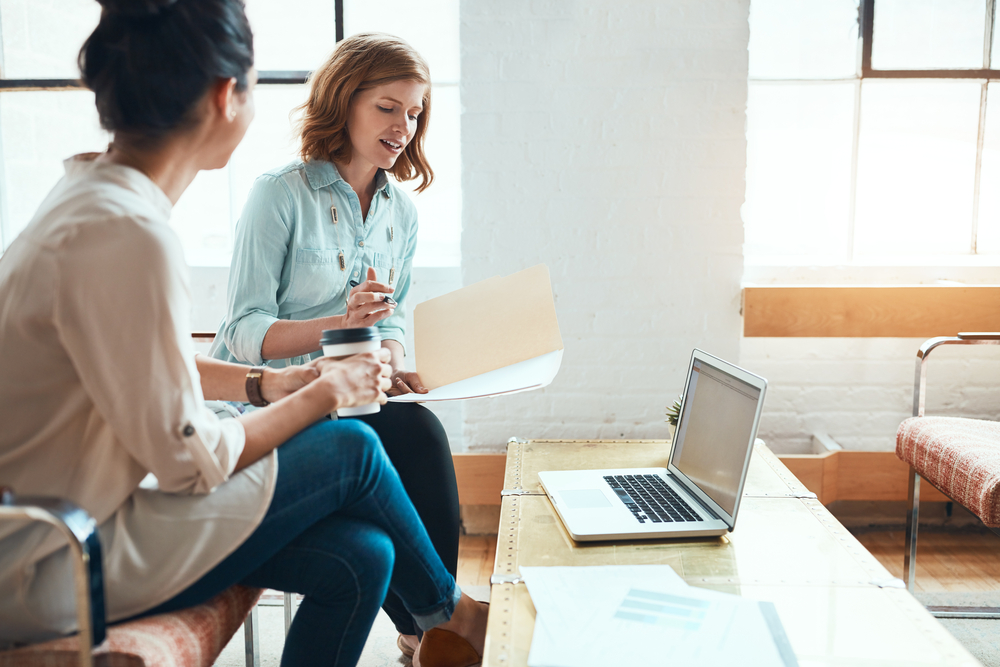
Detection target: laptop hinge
<box><xmin>684</xmin><ymin>486</ymin><xmax>721</xmax><ymax>521</ymax></box>
<box><xmin>500</xmin><ymin>489</ymin><xmax>536</xmax><ymax>497</ymax></box>
<box><xmin>490</xmin><ymin>574</ymin><xmax>524</xmax><ymax>585</ymax></box>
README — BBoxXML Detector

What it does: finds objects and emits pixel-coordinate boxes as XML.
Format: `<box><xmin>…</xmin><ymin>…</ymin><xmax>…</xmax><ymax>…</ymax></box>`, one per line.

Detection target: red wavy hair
<box><xmin>297</xmin><ymin>33</ymin><xmax>433</xmax><ymax>192</ymax></box>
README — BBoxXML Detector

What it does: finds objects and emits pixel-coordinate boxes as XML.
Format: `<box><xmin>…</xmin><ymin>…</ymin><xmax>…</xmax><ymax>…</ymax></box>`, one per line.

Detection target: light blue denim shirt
<box><xmin>210</xmin><ymin>159</ymin><xmax>417</xmax><ymax>368</ymax></box>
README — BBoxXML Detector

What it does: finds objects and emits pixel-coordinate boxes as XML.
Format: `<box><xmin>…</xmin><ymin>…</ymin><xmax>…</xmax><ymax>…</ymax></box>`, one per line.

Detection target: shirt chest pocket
<box><xmin>371</xmin><ymin>251</ymin><xmax>405</xmax><ymax>284</ymax></box>
<box><xmin>286</xmin><ymin>248</ymin><xmax>340</xmax><ymax>306</ymax></box>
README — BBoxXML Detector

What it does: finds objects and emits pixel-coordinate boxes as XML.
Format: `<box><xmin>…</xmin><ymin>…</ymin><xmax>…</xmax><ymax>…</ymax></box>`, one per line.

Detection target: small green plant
<box><xmin>665</xmin><ymin>394</ymin><xmax>683</xmax><ymax>427</ymax></box>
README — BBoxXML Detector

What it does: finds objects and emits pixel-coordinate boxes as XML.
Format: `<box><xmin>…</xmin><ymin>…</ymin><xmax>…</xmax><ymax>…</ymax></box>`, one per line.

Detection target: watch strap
<box><xmin>245</xmin><ymin>367</ymin><xmax>269</xmax><ymax>407</ymax></box>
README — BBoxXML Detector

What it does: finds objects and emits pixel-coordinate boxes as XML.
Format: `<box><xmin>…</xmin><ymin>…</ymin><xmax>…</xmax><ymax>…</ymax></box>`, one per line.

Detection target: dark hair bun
<box><xmin>80</xmin><ymin>0</ymin><xmax>254</xmax><ymax>139</ymax></box>
<box><xmin>97</xmin><ymin>0</ymin><xmax>179</xmax><ymax>18</ymax></box>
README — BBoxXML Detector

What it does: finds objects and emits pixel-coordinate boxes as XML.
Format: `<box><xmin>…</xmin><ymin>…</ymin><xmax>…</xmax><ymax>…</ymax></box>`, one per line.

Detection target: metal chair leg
<box><xmin>244</xmin><ymin>605</ymin><xmax>260</xmax><ymax>667</ymax></box>
<box><xmin>904</xmin><ymin>468</ymin><xmax>1000</xmax><ymax>618</ymax></box>
<box><xmin>284</xmin><ymin>591</ymin><xmax>293</xmax><ymax>636</ymax></box>
<box><xmin>904</xmin><ymin>467</ymin><xmax>920</xmax><ymax>593</ymax></box>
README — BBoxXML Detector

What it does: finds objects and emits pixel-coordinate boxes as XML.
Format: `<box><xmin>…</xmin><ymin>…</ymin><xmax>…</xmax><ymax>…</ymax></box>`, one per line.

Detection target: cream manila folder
<box><xmin>388</xmin><ymin>264</ymin><xmax>564</xmax><ymax>403</ymax></box>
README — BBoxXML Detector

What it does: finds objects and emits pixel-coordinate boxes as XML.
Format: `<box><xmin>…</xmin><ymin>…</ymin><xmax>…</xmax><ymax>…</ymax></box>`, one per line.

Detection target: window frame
<box><xmin>748</xmin><ymin>0</ymin><xmax>1000</xmax><ymax>266</ymax></box>
<box><xmin>0</xmin><ymin>0</ymin><xmax>344</xmax><ymax>250</ymax></box>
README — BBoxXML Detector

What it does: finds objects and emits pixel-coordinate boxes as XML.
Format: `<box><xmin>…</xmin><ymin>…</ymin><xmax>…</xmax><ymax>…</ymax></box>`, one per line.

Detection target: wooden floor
<box><xmin>856</xmin><ymin>529</ymin><xmax>1000</xmax><ymax>592</ymax></box>
<box><xmin>457</xmin><ymin>531</ymin><xmax>1000</xmax><ymax>593</ymax></box>
<box><xmin>457</xmin><ymin>535</ymin><xmax>498</xmax><ymax>588</ymax></box>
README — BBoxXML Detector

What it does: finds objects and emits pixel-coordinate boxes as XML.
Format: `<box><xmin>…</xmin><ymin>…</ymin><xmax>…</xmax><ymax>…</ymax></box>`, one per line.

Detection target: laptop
<box><xmin>538</xmin><ymin>349</ymin><xmax>767</xmax><ymax>541</ymax></box>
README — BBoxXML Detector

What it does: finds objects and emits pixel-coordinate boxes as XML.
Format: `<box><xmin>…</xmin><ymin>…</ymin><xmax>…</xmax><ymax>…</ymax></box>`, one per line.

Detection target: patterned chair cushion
<box><xmin>896</xmin><ymin>417</ymin><xmax>1000</xmax><ymax>527</ymax></box>
<box><xmin>0</xmin><ymin>585</ymin><xmax>261</xmax><ymax>667</ymax></box>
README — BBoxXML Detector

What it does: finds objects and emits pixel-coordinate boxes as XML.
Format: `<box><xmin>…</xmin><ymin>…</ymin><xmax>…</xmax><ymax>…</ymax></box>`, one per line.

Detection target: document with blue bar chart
<box><xmin>519</xmin><ymin>565</ymin><xmax>797</xmax><ymax>667</ymax></box>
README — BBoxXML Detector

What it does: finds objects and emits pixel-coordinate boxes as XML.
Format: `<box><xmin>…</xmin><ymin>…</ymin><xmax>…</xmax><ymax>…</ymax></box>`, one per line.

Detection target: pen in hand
<box><xmin>349</xmin><ymin>279</ymin><xmax>397</xmax><ymax>306</ymax></box>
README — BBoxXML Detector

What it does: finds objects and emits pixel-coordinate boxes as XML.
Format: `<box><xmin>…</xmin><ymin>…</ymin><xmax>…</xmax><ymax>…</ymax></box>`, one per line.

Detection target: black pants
<box><xmin>355</xmin><ymin>401</ymin><xmax>459</xmax><ymax>636</ymax></box>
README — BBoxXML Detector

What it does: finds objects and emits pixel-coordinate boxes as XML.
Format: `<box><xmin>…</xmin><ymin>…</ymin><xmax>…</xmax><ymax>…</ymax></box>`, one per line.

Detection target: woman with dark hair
<box><xmin>0</xmin><ymin>1</ymin><xmax>486</xmax><ymax>666</ymax></box>
<box><xmin>209</xmin><ymin>32</ymin><xmax>460</xmax><ymax>659</ymax></box>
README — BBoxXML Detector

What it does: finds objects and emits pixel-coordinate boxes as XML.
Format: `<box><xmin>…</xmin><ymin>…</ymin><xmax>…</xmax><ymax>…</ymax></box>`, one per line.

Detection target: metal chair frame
<box><xmin>0</xmin><ymin>487</ymin><xmax>105</xmax><ymax>667</ymax></box>
<box><xmin>0</xmin><ymin>487</ymin><xmax>265</xmax><ymax>667</ymax></box>
<box><xmin>904</xmin><ymin>332</ymin><xmax>1000</xmax><ymax>619</ymax></box>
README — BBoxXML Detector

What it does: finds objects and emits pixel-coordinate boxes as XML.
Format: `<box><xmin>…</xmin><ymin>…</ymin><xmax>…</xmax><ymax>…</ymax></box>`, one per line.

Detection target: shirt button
<box><xmin>183</xmin><ymin>424</ymin><xmax>195</xmax><ymax>437</ymax></box>
<box><xmin>358</xmin><ymin>241</ymin><xmax>364</xmax><ymax>247</ymax></box>
<box><xmin>353</xmin><ymin>271</ymin><xmax>359</xmax><ymax>277</ymax></box>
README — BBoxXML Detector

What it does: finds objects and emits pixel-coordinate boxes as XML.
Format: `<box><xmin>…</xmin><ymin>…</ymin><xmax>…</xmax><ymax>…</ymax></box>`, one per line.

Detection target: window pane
<box><xmin>175</xmin><ymin>85</ymin><xmax>309</xmax><ymax>267</ymax></box>
<box><xmin>229</xmin><ymin>84</ymin><xmax>309</xmax><ymax>227</ymax></box>
<box><xmin>171</xmin><ymin>167</ymin><xmax>232</xmax><ymax>267</ymax></box>
<box><xmin>0</xmin><ymin>0</ymin><xmax>99</xmax><ymax>79</ymax></box>
<box><xmin>744</xmin><ymin>83</ymin><xmax>855</xmax><ymax>262</ymax></box>
<box><xmin>1</xmin><ymin>90</ymin><xmax>109</xmax><ymax>248</ymax></box>
<box><xmin>748</xmin><ymin>0</ymin><xmax>859</xmax><ymax>80</ymax></box>
<box><xmin>397</xmin><ymin>85</ymin><xmax>460</xmax><ymax>267</ymax></box>
<box><xmin>871</xmin><ymin>0</ymin><xmax>987</xmax><ymax>70</ymax></box>
<box><xmin>854</xmin><ymin>81</ymin><xmax>981</xmax><ymax>257</ymax></box>
<box><xmin>993</xmin><ymin>5</ymin><xmax>1000</xmax><ymax>69</ymax></box>
<box><xmin>977</xmin><ymin>82</ymin><xmax>1000</xmax><ymax>254</ymax></box>
<box><xmin>343</xmin><ymin>0</ymin><xmax>459</xmax><ymax>83</ymax></box>
<box><xmin>244</xmin><ymin>0</ymin><xmax>337</xmax><ymax>72</ymax></box>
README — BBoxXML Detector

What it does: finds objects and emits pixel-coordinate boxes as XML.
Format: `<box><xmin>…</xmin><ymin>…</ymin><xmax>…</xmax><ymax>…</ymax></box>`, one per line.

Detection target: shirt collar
<box><xmin>304</xmin><ymin>159</ymin><xmax>392</xmax><ymax>200</ymax></box>
<box><xmin>65</xmin><ymin>153</ymin><xmax>173</xmax><ymax>219</ymax></box>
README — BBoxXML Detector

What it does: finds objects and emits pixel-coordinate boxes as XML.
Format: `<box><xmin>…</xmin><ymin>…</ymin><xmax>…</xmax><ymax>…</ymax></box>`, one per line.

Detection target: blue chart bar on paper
<box><xmin>613</xmin><ymin>588</ymin><xmax>711</xmax><ymax>631</ymax></box>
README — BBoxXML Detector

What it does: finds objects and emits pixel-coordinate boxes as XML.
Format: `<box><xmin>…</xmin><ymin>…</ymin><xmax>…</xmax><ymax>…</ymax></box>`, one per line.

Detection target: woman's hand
<box><xmin>386</xmin><ymin>370</ymin><xmax>429</xmax><ymax>396</ymax></box>
<box><xmin>260</xmin><ymin>364</ymin><xmax>321</xmax><ymax>404</ymax></box>
<box><xmin>313</xmin><ymin>348</ymin><xmax>393</xmax><ymax>412</ymax></box>
<box><xmin>234</xmin><ymin>349</ymin><xmax>391</xmax><ymax>471</ymax></box>
<box><xmin>343</xmin><ymin>267</ymin><xmax>395</xmax><ymax>328</ymax></box>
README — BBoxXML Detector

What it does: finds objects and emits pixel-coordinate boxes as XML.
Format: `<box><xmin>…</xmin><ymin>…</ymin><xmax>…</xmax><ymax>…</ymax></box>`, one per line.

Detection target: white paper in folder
<box><xmin>388</xmin><ymin>264</ymin><xmax>564</xmax><ymax>403</ymax></box>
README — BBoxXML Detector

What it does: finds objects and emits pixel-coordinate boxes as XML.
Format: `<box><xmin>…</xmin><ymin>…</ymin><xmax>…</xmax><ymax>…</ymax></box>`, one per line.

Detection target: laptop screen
<box><xmin>669</xmin><ymin>358</ymin><xmax>762</xmax><ymax>516</ymax></box>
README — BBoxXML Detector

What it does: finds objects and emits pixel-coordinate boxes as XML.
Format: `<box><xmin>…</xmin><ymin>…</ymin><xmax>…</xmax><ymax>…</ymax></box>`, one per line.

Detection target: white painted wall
<box><xmin>459</xmin><ymin>0</ymin><xmax>750</xmax><ymax>450</ymax></box>
<box><xmin>743</xmin><ymin>338</ymin><xmax>1000</xmax><ymax>454</ymax></box>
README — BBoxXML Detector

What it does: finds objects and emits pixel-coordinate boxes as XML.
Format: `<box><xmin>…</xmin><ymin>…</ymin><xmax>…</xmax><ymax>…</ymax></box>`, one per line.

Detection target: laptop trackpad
<box><xmin>561</xmin><ymin>489</ymin><xmax>612</xmax><ymax>509</ymax></box>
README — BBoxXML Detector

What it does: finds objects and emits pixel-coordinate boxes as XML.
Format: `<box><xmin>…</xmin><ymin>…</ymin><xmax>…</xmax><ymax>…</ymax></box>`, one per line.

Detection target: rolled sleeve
<box><xmin>179</xmin><ymin>408</ymin><xmax>246</xmax><ymax>490</ymax></box>
<box><xmin>224</xmin><ymin>310</ymin><xmax>279</xmax><ymax>366</ymax></box>
<box><xmin>223</xmin><ymin>175</ymin><xmax>294</xmax><ymax>365</ymax></box>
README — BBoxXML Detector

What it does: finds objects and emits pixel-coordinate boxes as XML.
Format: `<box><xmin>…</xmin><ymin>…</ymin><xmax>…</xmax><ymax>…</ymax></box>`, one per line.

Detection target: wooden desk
<box><xmin>483</xmin><ymin>439</ymin><xmax>980</xmax><ymax>667</ymax></box>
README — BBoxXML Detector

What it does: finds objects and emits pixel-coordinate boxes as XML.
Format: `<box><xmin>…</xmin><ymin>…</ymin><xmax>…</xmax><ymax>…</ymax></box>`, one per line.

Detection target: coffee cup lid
<box><xmin>320</xmin><ymin>327</ymin><xmax>381</xmax><ymax>346</ymax></box>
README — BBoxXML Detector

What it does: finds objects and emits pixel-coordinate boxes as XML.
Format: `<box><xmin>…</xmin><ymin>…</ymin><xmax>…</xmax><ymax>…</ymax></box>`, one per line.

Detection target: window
<box><xmin>746</xmin><ymin>0</ymin><xmax>1000</xmax><ymax>270</ymax></box>
<box><xmin>0</xmin><ymin>0</ymin><xmax>461</xmax><ymax>268</ymax></box>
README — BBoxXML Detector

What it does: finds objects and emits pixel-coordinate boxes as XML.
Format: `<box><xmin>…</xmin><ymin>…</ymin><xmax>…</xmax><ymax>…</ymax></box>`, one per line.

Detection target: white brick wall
<box><xmin>741</xmin><ymin>267</ymin><xmax>1000</xmax><ymax>454</ymax></box>
<box><xmin>743</xmin><ymin>338</ymin><xmax>1000</xmax><ymax>454</ymax></box>
<box><xmin>460</xmin><ymin>0</ymin><xmax>750</xmax><ymax>450</ymax></box>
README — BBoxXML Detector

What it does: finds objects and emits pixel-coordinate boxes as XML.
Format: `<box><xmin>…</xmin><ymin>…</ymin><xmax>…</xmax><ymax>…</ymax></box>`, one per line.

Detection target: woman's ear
<box><xmin>213</xmin><ymin>77</ymin><xmax>239</xmax><ymax>122</ymax></box>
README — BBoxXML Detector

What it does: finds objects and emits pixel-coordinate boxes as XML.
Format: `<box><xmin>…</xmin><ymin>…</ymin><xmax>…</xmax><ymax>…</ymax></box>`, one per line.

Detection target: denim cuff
<box><xmin>411</xmin><ymin>584</ymin><xmax>462</xmax><ymax>632</ymax></box>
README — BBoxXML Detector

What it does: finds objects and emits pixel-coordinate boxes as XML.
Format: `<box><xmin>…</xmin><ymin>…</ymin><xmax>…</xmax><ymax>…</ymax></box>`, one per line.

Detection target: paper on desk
<box><xmin>520</xmin><ymin>565</ymin><xmax>797</xmax><ymax>667</ymax></box>
<box><xmin>388</xmin><ymin>349</ymin><xmax>563</xmax><ymax>402</ymax></box>
<box><xmin>412</xmin><ymin>264</ymin><xmax>563</xmax><ymax>390</ymax></box>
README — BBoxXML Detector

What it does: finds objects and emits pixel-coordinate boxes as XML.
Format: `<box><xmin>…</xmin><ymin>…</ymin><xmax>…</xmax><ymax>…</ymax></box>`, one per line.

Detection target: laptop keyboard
<box><xmin>603</xmin><ymin>474</ymin><xmax>701</xmax><ymax>524</ymax></box>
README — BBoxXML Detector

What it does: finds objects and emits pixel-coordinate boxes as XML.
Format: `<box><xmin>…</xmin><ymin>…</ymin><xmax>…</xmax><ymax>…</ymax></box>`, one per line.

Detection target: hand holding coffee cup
<box><xmin>343</xmin><ymin>267</ymin><xmax>395</xmax><ymax>329</ymax></box>
<box><xmin>313</xmin><ymin>348</ymin><xmax>391</xmax><ymax>414</ymax></box>
<box><xmin>321</xmin><ymin>327</ymin><xmax>386</xmax><ymax>417</ymax></box>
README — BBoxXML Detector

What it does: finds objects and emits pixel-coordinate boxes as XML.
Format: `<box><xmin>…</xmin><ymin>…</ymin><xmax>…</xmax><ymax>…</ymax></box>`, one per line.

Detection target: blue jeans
<box><xmin>141</xmin><ymin>419</ymin><xmax>460</xmax><ymax>666</ymax></box>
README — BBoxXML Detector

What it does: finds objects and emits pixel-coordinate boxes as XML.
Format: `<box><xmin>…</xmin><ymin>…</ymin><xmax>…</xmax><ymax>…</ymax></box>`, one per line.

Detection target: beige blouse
<box><xmin>0</xmin><ymin>155</ymin><xmax>276</xmax><ymax>645</ymax></box>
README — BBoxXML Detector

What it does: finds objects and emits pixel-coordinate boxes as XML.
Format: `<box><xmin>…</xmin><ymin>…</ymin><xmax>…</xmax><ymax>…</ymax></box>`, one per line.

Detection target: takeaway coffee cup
<box><xmin>320</xmin><ymin>327</ymin><xmax>382</xmax><ymax>417</ymax></box>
